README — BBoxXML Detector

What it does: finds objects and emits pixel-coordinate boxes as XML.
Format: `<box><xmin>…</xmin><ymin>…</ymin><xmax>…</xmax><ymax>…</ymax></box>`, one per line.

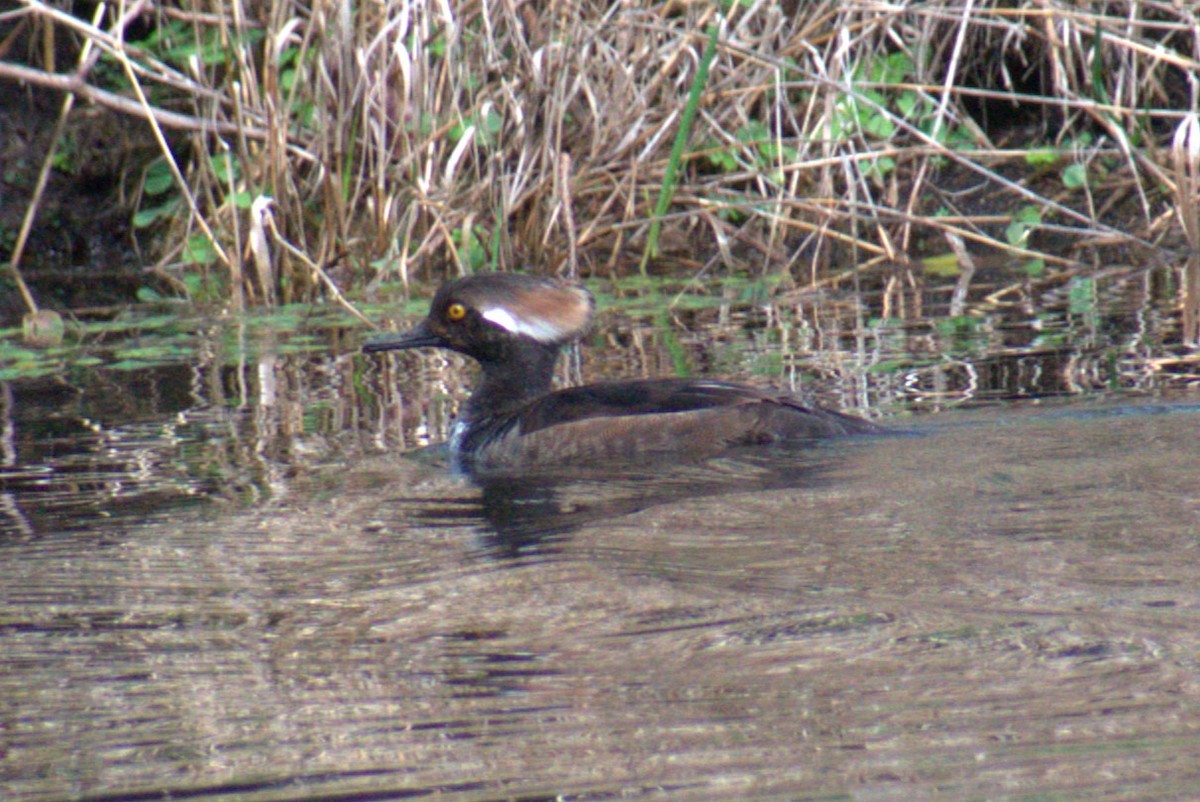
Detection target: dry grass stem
<box><xmin>0</xmin><ymin>0</ymin><xmax>1194</xmax><ymax>310</ymax></box>
<box><xmin>1172</xmin><ymin>114</ymin><xmax>1200</xmax><ymax>345</ymax></box>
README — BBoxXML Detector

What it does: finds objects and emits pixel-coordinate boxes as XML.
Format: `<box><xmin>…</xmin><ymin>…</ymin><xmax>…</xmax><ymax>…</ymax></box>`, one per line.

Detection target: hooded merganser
<box><xmin>363</xmin><ymin>273</ymin><xmax>877</xmax><ymax>472</ymax></box>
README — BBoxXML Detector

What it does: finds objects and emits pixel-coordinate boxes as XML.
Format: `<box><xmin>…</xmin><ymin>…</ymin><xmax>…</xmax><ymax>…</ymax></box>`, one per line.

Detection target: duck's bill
<box><xmin>362</xmin><ymin>320</ymin><xmax>444</xmax><ymax>353</ymax></box>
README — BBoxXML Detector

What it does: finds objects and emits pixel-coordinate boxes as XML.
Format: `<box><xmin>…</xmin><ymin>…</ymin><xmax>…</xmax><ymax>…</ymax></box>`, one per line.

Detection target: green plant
<box><xmin>449</xmin><ymin>109</ymin><xmax>504</xmax><ymax>149</ymax></box>
<box><xmin>738</xmin><ymin>120</ymin><xmax>799</xmax><ymax>184</ymax></box>
<box><xmin>641</xmin><ymin>24</ymin><xmax>720</xmax><ymax>274</ymax></box>
<box><xmin>132</xmin><ymin>158</ymin><xmax>179</xmax><ymax>229</ymax></box>
<box><xmin>1006</xmin><ymin>205</ymin><xmax>1046</xmax><ymax>276</ymax></box>
<box><xmin>1006</xmin><ymin>205</ymin><xmax>1042</xmax><ymax>249</ymax></box>
<box><xmin>50</xmin><ymin>131</ymin><xmax>79</xmax><ymax>174</ymax></box>
<box><xmin>1024</xmin><ymin>135</ymin><xmax>1093</xmax><ymax>191</ymax></box>
<box><xmin>451</xmin><ymin>226</ymin><xmax>487</xmax><ymax>272</ymax></box>
<box><xmin>829</xmin><ymin>51</ymin><xmax>974</xmax><ymax>179</ymax></box>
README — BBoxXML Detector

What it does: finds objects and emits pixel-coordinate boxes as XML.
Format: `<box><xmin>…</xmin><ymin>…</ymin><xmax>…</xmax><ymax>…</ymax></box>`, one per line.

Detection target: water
<box><xmin>3</xmin><ymin>274</ymin><xmax>1200</xmax><ymax>799</ymax></box>
<box><xmin>4</xmin><ymin>397</ymin><xmax>1200</xmax><ymax>800</ymax></box>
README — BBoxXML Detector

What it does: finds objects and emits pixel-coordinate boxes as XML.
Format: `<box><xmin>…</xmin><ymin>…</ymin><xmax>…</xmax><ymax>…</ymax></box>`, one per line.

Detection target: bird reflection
<box><xmin>387</xmin><ymin>438</ymin><xmax>874</xmax><ymax>560</ymax></box>
<box><xmin>468</xmin><ymin>444</ymin><xmax>852</xmax><ymax>558</ymax></box>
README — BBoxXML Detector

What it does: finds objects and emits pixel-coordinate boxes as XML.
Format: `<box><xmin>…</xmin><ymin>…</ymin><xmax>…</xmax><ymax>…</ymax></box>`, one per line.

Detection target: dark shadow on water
<box><xmin>371</xmin><ymin>441</ymin><xmax>868</xmax><ymax>561</ymax></box>
<box><xmin>455</xmin><ymin>440</ymin><xmax>878</xmax><ymax>559</ymax></box>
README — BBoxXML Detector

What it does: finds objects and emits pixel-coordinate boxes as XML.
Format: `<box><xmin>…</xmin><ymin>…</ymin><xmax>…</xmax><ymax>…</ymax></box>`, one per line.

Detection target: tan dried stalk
<box><xmin>1172</xmin><ymin>115</ymin><xmax>1200</xmax><ymax>346</ymax></box>
<box><xmin>3</xmin><ymin>0</ymin><xmax>1194</xmax><ymax>307</ymax></box>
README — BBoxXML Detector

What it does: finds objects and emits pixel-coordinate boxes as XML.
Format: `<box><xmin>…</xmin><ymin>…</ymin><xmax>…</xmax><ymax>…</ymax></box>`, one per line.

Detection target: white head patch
<box><xmin>481</xmin><ymin>306</ymin><xmax>571</xmax><ymax>343</ymax></box>
<box><xmin>454</xmin><ymin>275</ymin><xmax>593</xmax><ymax>344</ymax></box>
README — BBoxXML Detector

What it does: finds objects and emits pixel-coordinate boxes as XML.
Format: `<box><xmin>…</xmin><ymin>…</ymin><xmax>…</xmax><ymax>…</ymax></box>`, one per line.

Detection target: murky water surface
<box><xmin>4</xmin><ymin>284</ymin><xmax>1200</xmax><ymax>800</ymax></box>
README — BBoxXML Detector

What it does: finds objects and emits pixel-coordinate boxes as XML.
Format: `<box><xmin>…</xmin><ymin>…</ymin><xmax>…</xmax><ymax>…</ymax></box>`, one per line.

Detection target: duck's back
<box><xmin>464</xmin><ymin>378</ymin><xmax>877</xmax><ymax>470</ymax></box>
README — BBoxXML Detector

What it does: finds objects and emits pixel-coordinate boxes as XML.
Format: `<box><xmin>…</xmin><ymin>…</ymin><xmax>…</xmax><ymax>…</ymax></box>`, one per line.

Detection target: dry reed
<box><xmin>1</xmin><ymin>0</ymin><xmax>1196</xmax><ymax>310</ymax></box>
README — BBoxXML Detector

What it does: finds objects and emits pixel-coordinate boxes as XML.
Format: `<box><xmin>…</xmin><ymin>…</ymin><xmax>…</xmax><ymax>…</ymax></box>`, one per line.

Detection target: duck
<box><xmin>363</xmin><ymin>272</ymin><xmax>877</xmax><ymax>473</ymax></box>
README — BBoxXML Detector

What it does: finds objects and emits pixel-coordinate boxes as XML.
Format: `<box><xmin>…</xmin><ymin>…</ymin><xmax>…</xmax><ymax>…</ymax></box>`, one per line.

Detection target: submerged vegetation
<box><xmin>0</xmin><ymin>1</ymin><xmax>1198</xmax><ymax>352</ymax></box>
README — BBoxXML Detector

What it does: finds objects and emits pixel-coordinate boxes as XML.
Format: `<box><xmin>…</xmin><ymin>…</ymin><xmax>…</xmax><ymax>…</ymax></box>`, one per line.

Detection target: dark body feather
<box><xmin>459</xmin><ymin>378</ymin><xmax>876</xmax><ymax>470</ymax></box>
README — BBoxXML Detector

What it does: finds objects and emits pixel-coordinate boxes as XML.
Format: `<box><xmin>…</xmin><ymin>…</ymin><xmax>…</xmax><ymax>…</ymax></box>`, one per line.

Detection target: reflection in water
<box><xmin>383</xmin><ymin>441</ymin><xmax>861</xmax><ymax>558</ymax></box>
<box><xmin>438</xmin><ymin>628</ymin><xmax>563</xmax><ymax>700</ymax></box>
<box><xmin>5</xmin><ymin>402</ymin><xmax>1200</xmax><ymax>799</ymax></box>
<box><xmin>472</xmin><ymin>448</ymin><xmax>838</xmax><ymax>557</ymax></box>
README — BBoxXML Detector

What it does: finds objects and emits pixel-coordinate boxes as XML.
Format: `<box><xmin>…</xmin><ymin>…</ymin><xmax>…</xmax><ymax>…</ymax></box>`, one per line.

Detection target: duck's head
<box><xmin>362</xmin><ymin>273</ymin><xmax>594</xmax><ymax>362</ymax></box>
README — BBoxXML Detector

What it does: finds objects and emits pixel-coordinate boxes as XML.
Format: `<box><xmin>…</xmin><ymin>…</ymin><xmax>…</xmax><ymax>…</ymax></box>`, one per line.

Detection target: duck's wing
<box><xmin>514</xmin><ymin>378</ymin><xmax>876</xmax><ymax>438</ymax></box>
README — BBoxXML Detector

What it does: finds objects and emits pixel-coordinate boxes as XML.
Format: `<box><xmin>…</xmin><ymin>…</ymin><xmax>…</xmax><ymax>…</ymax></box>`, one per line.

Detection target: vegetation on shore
<box><xmin>1</xmin><ymin>1</ymin><xmax>1198</xmax><ymax>339</ymax></box>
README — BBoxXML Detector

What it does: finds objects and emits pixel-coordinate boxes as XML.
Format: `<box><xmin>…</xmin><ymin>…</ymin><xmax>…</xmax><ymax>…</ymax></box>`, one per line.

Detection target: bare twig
<box><xmin>6</xmin><ymin>3</ymin><xmax>116</xmax><ymax>314</ymax></box>
<box><xmin>0</xmin><ymin>60</ymin><xmax>270</xmax><ymax>137</ymax></box>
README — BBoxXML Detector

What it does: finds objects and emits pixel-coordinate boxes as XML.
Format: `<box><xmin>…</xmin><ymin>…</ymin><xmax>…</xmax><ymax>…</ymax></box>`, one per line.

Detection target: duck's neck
<box><xmin>464</xmin><ymin>340</ymin><xmax>561</xmax><ymax>422</ymax></box>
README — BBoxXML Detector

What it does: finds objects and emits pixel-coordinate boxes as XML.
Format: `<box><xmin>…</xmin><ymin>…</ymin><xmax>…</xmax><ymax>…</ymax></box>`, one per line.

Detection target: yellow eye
<box><xmin>446</xmin><ymin>303</ymin><xmax>467</xmax><ymax>322</ymax></box>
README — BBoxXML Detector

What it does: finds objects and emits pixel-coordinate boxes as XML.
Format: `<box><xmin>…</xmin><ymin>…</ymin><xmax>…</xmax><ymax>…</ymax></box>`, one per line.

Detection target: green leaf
<box><xmin>1025</xmin><ymin>148</ymin><xmax>1059</xmax><ymax>167</ymax></box>
<box><xmin>946</xmin><ymin>126</ymin><xmax>977</xmax><ymax>151</ymax></box>
<box><xmin>863</xmin><ymin>113</ymin><xmax>895</xmax><ymax>139</ymax></box>
<box><xmin>183</xmin><ymin>234</ymin><xmax>217</xmax><ymax>266</ymax></box>
<box><xmin>878</xmin><ymin>52</ymin><xmax>914</xmax><ymax>84</ymax></box>
<box><xmin>864</xmin><ymin>156</ymin><xmax>895</xmax><ymax>179</ymax></box>
<box><xmin>144</xmin><ymin>159</ymin><xmax>175</xmax><ymax>195</ymax></box>
<box><xmin>210</xmin><ymin>153</ymin><xmax>240</xmax><ymax>183</ymax></box>
<box><xmin>923</xmin><ymin>252</ymin><xmax>961</xmax><ymax>277</ymax></box>
<box><xmin>1062</xmin><ymin>163</ymin><xmax>1087</xmax><ymax>189</ymax></box>
<box><xmin>704</xmin><ymin>144</ymin><xmax>738</xmax><ymax>172</ymax></box>
<box><xmin>1005</xmin><ymin>221</ymin><xmax>1029</xmax><ymax>247</ymax></box>
<box><xmin>133</xmin><ymin>201</ymin><xmax>178</xmax><ymax>229</ymax></box>
<box><xmin>1015</xmin><ymin>205</ymin><xmax>1043</xmax><ymax>225</ymax></box>
<box><xmin>1007</xmin><ymin>206</ymin><xmax>1043</xmax><ymax>246</ymax></box>
<box><xmin>51</xmin><ymin>145</ymin><xmax>76</xmax><ymax>173</ymax></box>
<box><xmin>717</xmin><ymin>203</ymin><xmax>746</xmax><ymax>223</ymax></box>
<box><xmin>182</xmin><ymin>273</ymin><xmax>205</xmax><ymax>296</ymax></box>
<box><xmin>737</xmin><ymin>120</ymin><xmax>771</xmax><ymax>145</ymax></box>
<box><xmin>483</xmin><ymin>109</ymin><xmax>504</xmax><ymax>136</ymax></box>
<box><xmin>935</xmin><ymin>315</ymin><xmax>982</xmax><ymax>336</ymax></box>
<box><xmin>858</xmin><ymin>90</ymin><xmax>887</xmax><ymax>121</ymax></box>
